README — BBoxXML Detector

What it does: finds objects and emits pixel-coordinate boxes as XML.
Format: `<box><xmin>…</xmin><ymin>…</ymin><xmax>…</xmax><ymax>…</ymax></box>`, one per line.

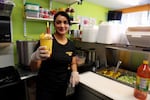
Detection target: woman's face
<box><xmin>54</xmin><ymin>15</ymin><xmax>70</xmax><ymax>35</ymax></box>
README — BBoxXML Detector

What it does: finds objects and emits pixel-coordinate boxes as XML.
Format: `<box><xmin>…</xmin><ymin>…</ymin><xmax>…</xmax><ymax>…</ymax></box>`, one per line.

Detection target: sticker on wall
<box><xmin>77</xmin><ymin>16</ymin><xmax>96</xmax><ymax>26</ymax></box>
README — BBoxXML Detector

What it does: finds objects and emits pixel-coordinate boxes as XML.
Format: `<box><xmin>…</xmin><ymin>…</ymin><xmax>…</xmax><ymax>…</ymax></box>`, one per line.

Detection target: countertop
<box><xmin>79</xmin><ymin>71</ymin><xmax>150</xmax><ymax>100</ymax></box>
<box><xmin>16</xmin><ymin>62</ymin><xmax>93</xmax><ymax>80</ymax></box>
<box><xmin>16</xmin><ymin>67</ymin><xmax>150</xmax><ymax>99</ymax></box>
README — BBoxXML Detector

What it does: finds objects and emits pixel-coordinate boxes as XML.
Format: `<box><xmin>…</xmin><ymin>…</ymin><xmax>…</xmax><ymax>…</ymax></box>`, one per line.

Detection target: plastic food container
<box><xmin>25</xmin><ymin>9</ymin><xmax>39</xmax><ymax>18</ymax></box>
<box><xmin>40</xmin><ymin>33</ymin><xmax>53</xmax><ymax>55</ymax></box>
<box><xmin>96</xmin><ymin>23</ymin><xmax>126</xmax><ymax>44</ymax></box>
<box><xmin>25</xmin><ymin>2</ymin><xmax>39</xmax><ymax>11</ymax></box>
<box><xmin>82</xmin><ymin>25</ymin><xmax>99</xmax><ymax>43</ymax></box>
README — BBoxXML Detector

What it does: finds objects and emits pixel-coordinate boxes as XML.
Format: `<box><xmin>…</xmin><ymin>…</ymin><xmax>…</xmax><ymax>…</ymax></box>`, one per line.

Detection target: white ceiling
<box><xmin>86</xmin><ymin>0</ymin><xmax>150</xmax><ymax>10</ymax></box>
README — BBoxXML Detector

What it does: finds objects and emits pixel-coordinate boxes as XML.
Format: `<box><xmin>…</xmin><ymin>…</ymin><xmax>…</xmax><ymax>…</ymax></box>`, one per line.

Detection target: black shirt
<box><xmin>35</xmin><ymin>36</ymin><xmax>76</xmax><ymax>89</ymax></box>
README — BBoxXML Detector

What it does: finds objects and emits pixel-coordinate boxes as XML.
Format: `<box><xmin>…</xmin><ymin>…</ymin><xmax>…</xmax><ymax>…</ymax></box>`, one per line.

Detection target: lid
<box><xmin>25</xmin><ymin>2</ymin><xmax>39</xmax><ymax>6</ymax></box>
<box><xmin>25</xmin><ymin>9</ymin><xmax>39</xmax><ymax>12</ymax></box>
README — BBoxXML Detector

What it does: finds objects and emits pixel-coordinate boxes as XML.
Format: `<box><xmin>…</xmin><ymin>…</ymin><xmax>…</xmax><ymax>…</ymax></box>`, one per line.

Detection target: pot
<box><xmin>16</xmin><ymin>40</ymin><xmax>37</xmax><ymax>68</ymax></box>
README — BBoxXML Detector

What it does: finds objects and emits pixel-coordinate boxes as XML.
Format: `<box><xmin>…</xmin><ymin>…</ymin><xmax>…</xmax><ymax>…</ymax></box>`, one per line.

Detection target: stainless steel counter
<box><xmin>17</xmin><ymin>67</ymin><xmax>38</xmax><ymax>80</ymax></box>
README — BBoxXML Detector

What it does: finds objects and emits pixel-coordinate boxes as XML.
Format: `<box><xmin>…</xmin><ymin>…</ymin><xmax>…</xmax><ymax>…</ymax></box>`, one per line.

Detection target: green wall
<box><xmin>12</xmin><ymin>0</ymin><xmax>109</xmax><ymax>64</ymax></box>
<box><xmin>72</xmin><ymin>1</ymin><xmax>108</xmax><ymax>24</ymax></box>
<box><xmin>12</xmin><ymin>0</ymin><xmax>66</xmax><ymax>41</ymax></box>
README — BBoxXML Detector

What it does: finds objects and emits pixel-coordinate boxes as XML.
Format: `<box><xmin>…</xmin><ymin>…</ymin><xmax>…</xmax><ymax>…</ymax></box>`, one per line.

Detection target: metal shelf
<box><xmin>25</xmin><ymin>16</ymin><xmax>53</xmax><ymax>22</ymax></box>
<box><xmin>25</xmin><ymin>16</ymin><xmax>79</xmax><ymax>24</ymax></box>
<box><xmin>54</xmin><ymin>0</ymin><xmax>79</xmax><ymax>5</ymax></box>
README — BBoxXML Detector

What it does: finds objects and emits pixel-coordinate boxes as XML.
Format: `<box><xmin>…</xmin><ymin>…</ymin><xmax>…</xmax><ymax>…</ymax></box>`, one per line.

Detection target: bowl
<box><xmin>76</xmin><ymin>56</ymin><xmax>86</xmax><ymax>66</ymax></box>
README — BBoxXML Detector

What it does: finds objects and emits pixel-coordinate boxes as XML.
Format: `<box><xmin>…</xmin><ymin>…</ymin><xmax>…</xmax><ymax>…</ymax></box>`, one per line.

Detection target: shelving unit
<box><xmin>25</xmin><ymin>16</ymin><xmax>53</xmax><ymax>22</ymax></box>
<box><xmin>23</xmin><ymin>0</ymin><xmax>79</xmax><ymax>37</ymax></box>
<box><xmin>25</xmin><ymin>16</ymin><xmax>79</xmax><ymax>24</ymax></box>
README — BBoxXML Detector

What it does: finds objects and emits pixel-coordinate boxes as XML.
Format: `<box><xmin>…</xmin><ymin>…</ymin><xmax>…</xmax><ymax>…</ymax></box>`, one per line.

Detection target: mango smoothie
<box><xmin>40</xmin><ymin>33</ymin><xmax>53</xmax><ymax>55</ymax></box>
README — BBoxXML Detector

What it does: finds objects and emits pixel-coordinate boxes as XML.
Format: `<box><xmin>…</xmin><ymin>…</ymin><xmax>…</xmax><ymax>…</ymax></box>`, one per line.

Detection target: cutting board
<box><xmin>79</xmin><ymin>71</ymin><xmax>150</xmax><ymax>100</ymax></box>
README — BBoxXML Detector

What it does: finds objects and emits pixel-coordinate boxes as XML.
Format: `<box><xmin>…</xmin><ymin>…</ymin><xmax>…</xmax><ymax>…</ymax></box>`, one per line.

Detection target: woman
<box><xmin>29</xmin><ymin>11</ymin><xmax>79</xmax><ymax>100</ymax></box>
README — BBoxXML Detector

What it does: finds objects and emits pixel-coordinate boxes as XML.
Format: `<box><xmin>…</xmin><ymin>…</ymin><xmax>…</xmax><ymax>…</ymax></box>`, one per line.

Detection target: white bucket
<box><xmin>81</xmin><ymin>25</ymin><xmax>99</xmax><ymax>43</ymax></box>
<box><xmin>96</xmin><ymin>23</ymin><xmax>126</xmax><ymax>44</ymax></box>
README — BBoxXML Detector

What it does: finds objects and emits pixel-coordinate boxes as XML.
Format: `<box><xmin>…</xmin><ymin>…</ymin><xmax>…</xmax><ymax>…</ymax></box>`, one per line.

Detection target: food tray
<box><xmin>96</xmin><ymin>67</ymin><xmax>136</xmax><ymax>87</ymax></box>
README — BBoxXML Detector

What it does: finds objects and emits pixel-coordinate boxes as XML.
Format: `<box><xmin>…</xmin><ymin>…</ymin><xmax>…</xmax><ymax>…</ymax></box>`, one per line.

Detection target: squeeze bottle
<box><xmin>134</xmin><ymin>60</ymin><xmax>150</xmax><ymax>100</ymax></box>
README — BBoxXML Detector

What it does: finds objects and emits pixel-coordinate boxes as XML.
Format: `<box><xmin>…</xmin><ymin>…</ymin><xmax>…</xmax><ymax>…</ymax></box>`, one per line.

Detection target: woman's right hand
<box><xmin>31</xmin><ymin>46</ymin><xmax>51</xmax><ymax>61</ymax></box>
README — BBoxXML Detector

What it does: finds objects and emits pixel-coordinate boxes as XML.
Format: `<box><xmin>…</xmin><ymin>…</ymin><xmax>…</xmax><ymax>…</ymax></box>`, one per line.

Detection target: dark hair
<box><xmin>54</xmin><ymin>11</ymin><xmax>71</xmax><ymax>25</ymax></box>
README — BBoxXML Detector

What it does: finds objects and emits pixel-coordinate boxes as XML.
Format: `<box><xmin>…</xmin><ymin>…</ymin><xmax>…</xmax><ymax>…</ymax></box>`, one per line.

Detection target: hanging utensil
<box><xmin>114</xmin><ymin>60</ymin><xmax>122</xmax><ymax>73</ymax></box>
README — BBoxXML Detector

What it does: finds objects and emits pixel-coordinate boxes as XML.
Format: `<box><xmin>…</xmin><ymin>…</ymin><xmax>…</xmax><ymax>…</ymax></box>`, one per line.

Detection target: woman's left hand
<box><xmin>70</xmin><ymin>71</ymin><xmax>79</xmax><ymax>87</ymax></box>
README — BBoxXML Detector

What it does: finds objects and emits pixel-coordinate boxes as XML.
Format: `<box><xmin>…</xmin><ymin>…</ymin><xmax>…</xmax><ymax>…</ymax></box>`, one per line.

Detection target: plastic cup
<box><xmin>40</xmin><ymin>38</ymin><xmax>52</xmax><ymax>55</ymax></box>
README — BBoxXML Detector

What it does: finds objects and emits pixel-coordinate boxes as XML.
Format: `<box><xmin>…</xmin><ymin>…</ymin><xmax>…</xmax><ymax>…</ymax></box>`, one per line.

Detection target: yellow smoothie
<box><xmin>40</xmin><ymin>33</ymin><xmax>53</xmax><ymax>55</ymax></box>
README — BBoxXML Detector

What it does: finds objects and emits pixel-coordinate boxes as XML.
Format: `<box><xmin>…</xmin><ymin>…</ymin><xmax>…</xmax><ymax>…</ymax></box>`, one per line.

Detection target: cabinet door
<box><xmin>74</xmin><ymin>84</ymin><xmax>112</xmax><ymax>100</ymax></box>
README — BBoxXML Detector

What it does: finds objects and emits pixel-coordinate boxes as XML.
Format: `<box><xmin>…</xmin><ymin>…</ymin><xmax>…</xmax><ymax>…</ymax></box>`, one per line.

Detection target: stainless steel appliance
<box><xmin>0</xmin><ymin>66</ymin><xmax>25</xmax><ymax>100</ymax></box>
<box><xmin>0</xmin><ymin>2</ymin><xmax>14</xmax><ymax>17</ymax></box>
<box><xmin>126</xmin><ymin>26</ymin><xmax>150</xmax><ymax>48</ymax></box>
<box><xmin>0</xmin><ymin>16</ymin><xmax>11</xmax><ymax>42</ymax></box>
<box><xmin>0</xmin><ymin>2</ymin><xmax>14</xmax><ymax>67</ymax></box>
<box><xmin>16</xmin><ymin>40</ymin><xmax>37</xmax><ymax>69</ymax></box>
<box><xmin>0</xmin><ymin>66</ymin><xmax>20</xmax><ymax>87</ymax></box>
<box><xmin>0</xmin><ymin>2</ymin><xmax>14</xmax><ymax>42</ymax></box>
